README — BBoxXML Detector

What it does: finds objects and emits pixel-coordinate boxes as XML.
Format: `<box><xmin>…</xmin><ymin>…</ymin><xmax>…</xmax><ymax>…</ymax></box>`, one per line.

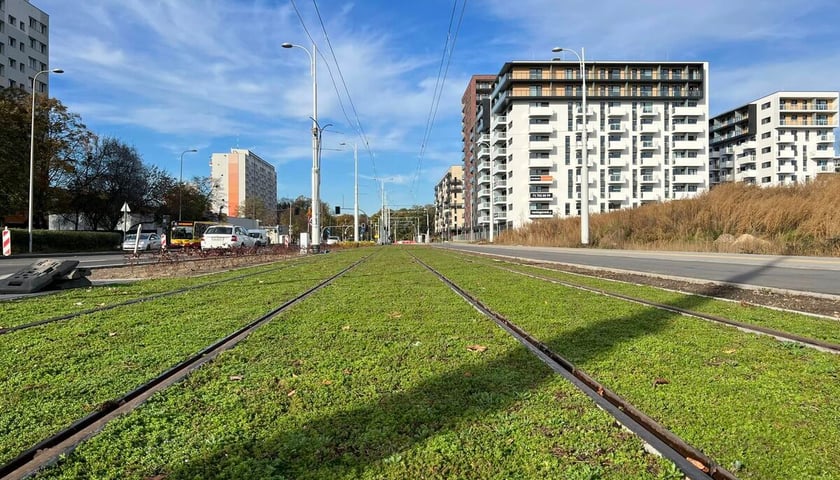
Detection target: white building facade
<box><xmin>709</xmin><ymin>92</ymin><xmax>839</xmax><ymax>186</ymax></box>
<box><xmin>479</xmin><ymin>60</ymin><xmax>710</xmax><ymax>230</ymax></box>
<box><xmin>434</xmin><ymin>165</ymin><xmax>465</xmax><ymax>238</ymax></box>
<box><xmin>210</xmin><ymin>148</ymin><xmax>277</xmax><ymax>218</ymax></box>
<box><xmin>1</xmin><ymin>0</ymin><xmax>51</xmax><ymax>92</ymax></box>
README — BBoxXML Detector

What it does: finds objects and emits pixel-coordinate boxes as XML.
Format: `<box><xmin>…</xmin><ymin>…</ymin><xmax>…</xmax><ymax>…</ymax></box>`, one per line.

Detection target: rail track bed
<box><xmin>2</xmin><ymin>247</ymin><xmax>838</xmax><ymax>479</ymax></box>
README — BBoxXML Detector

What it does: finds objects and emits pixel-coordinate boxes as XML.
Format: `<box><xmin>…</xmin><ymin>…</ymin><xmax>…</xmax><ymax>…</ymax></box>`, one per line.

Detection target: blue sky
<box><xmin>40</xmin><ymin>0</ymin><xmax>840</xmax><ymax>216</ymax></box>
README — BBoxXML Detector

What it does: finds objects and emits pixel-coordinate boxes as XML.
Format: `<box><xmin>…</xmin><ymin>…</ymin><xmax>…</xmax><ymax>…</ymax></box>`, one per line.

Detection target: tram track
<box><xmin>0</xmin><ymin>259</ymin><xmax>312</xmax><ymax>335</ymax></box>
<box><xmin>488</xmin><ymin>263</ymin><xmax>840</xmax><ymax>355</ymax></box>
<box><xmin>410</xmin><ymin>253</ymin><xmax>736</xmax><ymax>480</ymax></box>
<box><xmin>0</xmin><ymin>255</ymin><xmax>369</xmax><ymax>480</ymax></box>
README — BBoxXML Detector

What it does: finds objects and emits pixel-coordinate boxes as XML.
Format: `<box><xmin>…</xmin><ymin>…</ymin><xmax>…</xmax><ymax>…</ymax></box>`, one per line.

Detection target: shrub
<box><xmin>5</xmin><ymin>228</ymin><xmax>121</xmax><ymax>254</ymax></box>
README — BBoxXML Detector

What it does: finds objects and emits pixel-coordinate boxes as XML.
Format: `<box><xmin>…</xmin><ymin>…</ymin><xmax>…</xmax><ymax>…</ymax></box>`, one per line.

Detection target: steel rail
<box><xmin>0</xmin><ymin>255</ymin><xmax>369</xmax><ymax>480</ymax></box>
<box><xmin>489</xmin><ymin>263</ymin><xmax>840</xmax><ymax>355</ymax></box>
<box><xmin>0</xmin><ymin>260</ymin><xmax>312</xmax><ymax>335</ymax></box>
<box><xmin>411</xmin><ymin>254</ymin><xmax>736</xmax><ymax>480</ymax></box>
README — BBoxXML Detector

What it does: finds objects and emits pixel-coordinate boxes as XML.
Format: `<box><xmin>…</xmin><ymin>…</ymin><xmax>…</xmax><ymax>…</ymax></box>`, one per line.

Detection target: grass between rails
<box><xmin>447</xmin><ymin>250</ymin><xmax>840</xmax><ymax>345</ymax></box>
<box><xmin>0</xmin><ymin>250</ymin><xmax>369</xmax><ymax>466</ymax></box>
<box><xmin>36</xmin><ymin>248</ymin><xmax>675</xmax><ymax>480</ymax></box>
<box><xmin>411</xmin><ymin>247</ymin><xmax>840</xmax><ymax>480</ymax></box>
<box><xmin>0</xmin><ymin>257</ymin><xmax>323</xmax><ymax>329</ymax></box>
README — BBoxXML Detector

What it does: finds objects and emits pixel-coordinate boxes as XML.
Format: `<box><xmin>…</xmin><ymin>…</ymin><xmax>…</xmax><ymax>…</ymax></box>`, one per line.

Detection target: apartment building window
<box><xmin>816</xmin><ymin>99</ymin><xmax>828</xmax><ymax>110</ymax></box>
<box><xmin>8</xmin><ymin>15</ymin><xmax>15</xmax><ymax>25</ymax></box>
<box><xmin>529</xmin><ymin>68</ymin><xmax>542</xmax><ymax>79</ymax></box>
<box><xmin>530</xmin><ymin>151</ymin><xmax>550</xmax><ymax>158</ymax></box>
<box><xmin>761</xmin><ymin>161</ymin><xmax>771</xmax><ymax>168</ymax></box>
<box><xmin>761</xmin><ymin>146</ymin><xmax>771</xmax><ymax>154</ymax></box>
<box><xmin>608</xmin><ymin>85</ymin><xmax>621</xmax><ymax>96</ymax></box>
<box><xmin>0</xmin><ymin>41</ymin><xmax>3</xmax><ymax>54</ymax></box>
<box><xmin>640</xmin><ymin>85</ymin><xmax>652</xmax><ymax>97</ymax></box>
<box><xmin>762</xmin><ymin>176</ymin><xmax>771</xmax><ymax>184</ymax></box>
<box><xmin>529</xmin><ymin>135</ymin><xmax>549</xmax><ymax>141</ymax></box>
<box><xmin>761</xmin><ymin>131</ymin><xmax>771</xmax><ymax>139</ymax></box>
<box><xmin>761</xmin><ymin>101</ymin><xmax>771</xmax><ymax>110</ymax></box>
<box><xmin>761</xmin><ymin>117</ymin><xmax>771</xmax><ymax>125</ymax></box>
<box><xmin>529</xmin><ymin>85</ymin><xmax>543</xmax><ymax>96</ymax></box>
<box><xmin>530</xmin><ymin>118</ymin><xmax>549</xmax><ymax>124</ymax></box>
<box><xmin>672</xmin><ymin>69</ymin><xmax>682</xmax><ymax>80</ymax></box>
<box><xmin>641</xmin><ymin>68</ymin><xmax>652</xmax><ymax>80</ymax></box>
<box><xmin>0</xmin><ymin>64</ymin><xmax>3</xmax><ymax>76</ymax></box>
<box><xmin>609</xmin><ymin>68</ymin><xmax>621</xmax><ymax>80</ymax></box>
<box><xmin>8</xmin><ymin>57</ymin><xmax>15</xmax><ymax>67</ymax></box>
<box><xmin>816</xmin><ymin>114</ymin><xmax>828</xmax><ymax>125</ymax></box>
<box><xmin>608</xmin><ymin>151</ymin><xmax>621</xmax><ymax>159</ymax></box>
<box><xmin>608</xmin><ymin>118</ymin><xmax>621</xmax><ymax>131</ymax></box>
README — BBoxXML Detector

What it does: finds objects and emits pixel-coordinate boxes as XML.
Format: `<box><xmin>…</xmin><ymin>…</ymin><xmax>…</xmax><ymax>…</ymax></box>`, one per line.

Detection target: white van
<box><xmin>247</xmin><ymin>229</ymin><xmax>270</xmax><ymax>246</ymax></box>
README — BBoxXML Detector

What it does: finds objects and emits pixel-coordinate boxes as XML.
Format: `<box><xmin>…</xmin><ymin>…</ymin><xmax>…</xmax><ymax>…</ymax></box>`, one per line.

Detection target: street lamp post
<box><xmin>282</xmin><ymin>41</ymin><xmax>320</xmax><ymax>251</ymax></box>
<box><xmin>28</xmin><ymin>68</ymin><xmax>64</xmax><ymax>253</ymax></box>
<box><xmin>552</xmin><ymin>47</ymin><xmax>589</xmax><ymax>245</ymax></box>
<box><xmin>178</xmin><ymin>149</ymin><xmax>197</xmax><ymax>221</ymax></box>
<box><xmin>340</xmin><ymin>142</ymin><xmax>359</xmax><ymax>242</ymax></box>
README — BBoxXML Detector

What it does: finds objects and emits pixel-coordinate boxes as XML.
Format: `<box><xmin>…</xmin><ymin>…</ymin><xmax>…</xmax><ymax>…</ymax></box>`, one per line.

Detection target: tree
<box><xmin>0</xmin><ymin>88</ymin><xmax>91</xmax><ymax>227</ymax></box>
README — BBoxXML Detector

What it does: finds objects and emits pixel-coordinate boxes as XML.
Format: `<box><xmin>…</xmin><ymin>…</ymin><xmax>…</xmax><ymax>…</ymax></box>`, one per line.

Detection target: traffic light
<box><xmin>335</xmin><ymin>206</ymin><xmax>341</xmax><ymax>214</ymax></box>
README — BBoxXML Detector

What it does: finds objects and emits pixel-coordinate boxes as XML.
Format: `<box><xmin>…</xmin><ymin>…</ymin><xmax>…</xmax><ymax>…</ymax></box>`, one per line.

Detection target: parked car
<box><xmin>200</xmin><ymin>225</ymin><xmax>256</xmax><ymax>250</ymax></box>
<box><xmin>326</xmin><ymin>236</ymin><xmax>340</xmax><ymax>245</ymax></box>
<box><xmin>247</xmin><ymin>229</ymin><xmax>270</xmax><ymax>246</ymax></box>
<box><xmin>122</xmin><ymin>233</ymin><xmax>162</xmax><ymax>251</ymax></box>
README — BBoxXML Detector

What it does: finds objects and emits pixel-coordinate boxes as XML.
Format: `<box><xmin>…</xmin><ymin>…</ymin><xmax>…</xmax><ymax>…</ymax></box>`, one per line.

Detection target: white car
<box><xmin>326</xmin><ymin>236</ymin><xmax>340</xmax><ymax>245</ymax></box>
<box><xmin>200</xmin><ymin>225</ymin><xmax>256</xmax><ymax>250</ymax></box>
<box><xmin>122</xmin><ymin>233</ymin><xmax>162</xmax><ymax>251</ymax></box>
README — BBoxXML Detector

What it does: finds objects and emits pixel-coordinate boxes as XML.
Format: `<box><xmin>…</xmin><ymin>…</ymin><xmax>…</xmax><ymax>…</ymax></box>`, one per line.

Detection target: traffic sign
<box><xmin>121</xmin><ymin>202</ymin><xmax>131</xmax><ymax>213</ymax></box>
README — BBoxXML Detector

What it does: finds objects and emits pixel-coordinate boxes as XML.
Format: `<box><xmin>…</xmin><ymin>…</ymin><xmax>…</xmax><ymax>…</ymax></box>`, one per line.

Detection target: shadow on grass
<box><xmin>159</xmin><ymin>295</ymin><xmax>677</xmax><ymax>478</ymax></box>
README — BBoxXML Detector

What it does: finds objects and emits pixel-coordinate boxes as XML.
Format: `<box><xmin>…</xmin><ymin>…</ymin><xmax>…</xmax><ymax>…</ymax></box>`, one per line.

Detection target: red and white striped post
<box><xmin>2</xmin><ymin>227</ymin><xmax>11</xmax><ymax>256</ymax></box>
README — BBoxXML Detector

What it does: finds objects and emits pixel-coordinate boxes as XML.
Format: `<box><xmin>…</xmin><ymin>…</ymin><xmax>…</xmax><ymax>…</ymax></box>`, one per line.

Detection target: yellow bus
<box><xmin>169</xmin><ymin>220</ymin><xmax>215</xmax><ymax>249</ymax></box>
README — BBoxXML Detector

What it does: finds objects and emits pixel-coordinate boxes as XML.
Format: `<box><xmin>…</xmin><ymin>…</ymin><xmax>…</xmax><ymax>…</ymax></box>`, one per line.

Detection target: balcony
<box><xmin>493</xmin><ymin>115</ymin><xmax>507</xmax><ymax>126</ymax></box>
<box><xmin>608</xmin><ymin>106</ymin><xmax>628</xmax><ymax>117</ymax></box>
<box><xmin>477</xmin><ymin>188</ymin><xmax>490</xmax><ymax>197</ymax></box>
<box><xmin>493</xmin><ymin>212</ymin><xmax>507</xmax><ymax>220</ymax></box>
<box><xmin>640</xmin><ymin>174</ymin><xmax>658</xmax><ymax>183</ymax></box>
<box><xmin>529</xmin><ymin>156</ymin><xmax>553</xmax><ymax>168</ymax></box>
<box><xmin>493</xmin><ymin>180</ymin><xmax>507</xmax><ymax>189</ymax></box>
<box><xmin>529</xmin><ymin>122</ymin><xmax>554</xmax><ymax>134</ymax></box>
<box><xmin>477</xmin><ymin>202</ymin><xmax>490</xmax><ymax>210</ymax></box>
<box><xmin>608</xmin><ymin>123</ymin><xmax>626</xmax><ymax>133</ymax></box>
<box><xmin>529</xmin><ymin>209</ymin><xmax>554</xmax><ymax>217</ymax></box>
<box><xmin>477</xmin><ymin>161</ymin><xmax>490</xmax><ymax>172</ymax></box>
<box><xmin>812</xmin><ymin>148</ymin><xmax>835</xmax><ymax>159</ymax></box>
<box><xmin>607</xmin><ymin>191</ymin><xmax>628</xmax><ymax>201</ymax></box>
<box><xmin>640</xmin><ymin>140</ymin><xmax>659</xmax><ymax>150</ymax></box>
<box><xmin>639</xmin><ymin>122</ymin><xmax>659</xmax><ymax>133</ymax></box>
<box><xmin>671</xmin><ymin>122</ymin><xmax>704</xmax><ymax>133</ymax></box>
<box><xmin>672</xmin><ymin>105</ymin><xmax>704</xmax><ymax>116</ymax></box>
<box><xmin>477</xmin><ymin>215</ymin><xmax>490</xmax><ymax>224</ymax></box>
<box><xmin>492</xmin><ymin>130</ymin><xmax>507</xmax><ymax>143</ymax></box>
<box><xmin>776</xmin><ymin>133</ymin><xmax>795</xmax><ymax>143</ymax></box>
<box><xmin>494</xmin><ymin>147</ymin><xmax>508</xmax><ymax>158</ymax></box>
<box><xmin>477</xmin><ymin>175</ymin><xmax>490</xmax><ymax>184</ymax></box>
<box><xmin>641</xmin><ymin>156</ymin><xmax>660</xmax><ymax>167</ymax></box>
<box><xmin>640</xmin><ymin>191</ymin><xmax>660</xmax><ymax>201</ymax></box>
<box><xmin>608</xmin><ymin>140</ymin><xmax>628</xmax><ymax>151</ymax></box>
<box><xmin>477</xmin><ymin>147</ymin><xmax>490</xmax><ymax>158</ymax></box>
<box><xmin>777</xmin><ymin>148</ymin><xmax>796</xmax><ymax>159</ymax></box>
<box><xmin>672</xmin><ymin>139</ymin><xmax>704</xmax><ymax>150</ymax></box>
<box><xmin>608</xmin><ymin>174</ymin><xmax>626</xmax><ymax>183</ymax></box>
<box><xmin>530</xmin><ymin>192</ymin><xmax>553</xmax><ymax>199</ymax></box>
<box><xmin>529</xmin><ymin>175</ymin><xmax>554</xmax><ymax>184</ymax></box>
<box><xmin>493</xmin><ymin>195</ymin><xmax>507</xmax><ymax>204</ymax></box>
<box><xmin>817</xmin><ymin>134</ymin><xmax>834</xmax><ymax>143</ymax></box>
<box><xmin>478</xmin><ymin>133</ymin><xmax>490</xmax><ymax>143</ymax></box>
<box><xmin>777</xmin><ymin>163</ymin><xmax>797</xmax><ymax>174</ymax></box>
<box><xmin>529</xmin><ymin>105</ymin><xmax>552</xmax><ymax>117</ymax></box>
<box><xmin>639</xmin><ymin>107</ymin><xmax>657</xmax><ymax>117</ymax></box>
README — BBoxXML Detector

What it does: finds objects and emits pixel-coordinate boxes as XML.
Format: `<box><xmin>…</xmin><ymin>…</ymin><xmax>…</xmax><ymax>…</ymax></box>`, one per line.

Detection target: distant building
<box><xmin>0</xmin><ymin>0</ymin><xmax>51</xmax><ymax>93</ymax></box>
<box><xmin>709</xmin><ymin>92</ymin><xmax>839</xmax><ymax>187</ymax></box>
<box><xmin>210</xmin><ymin>149</ymin><xmax>277</xmax><ymax>218</ymax></box>
<box><xmin>477</xmin><ymin>59</ymin><xmax>709</xmax><ymax>230</ymax></box>
<box><xmin>461</xmin><ymin>75</ymin><xmax>495</xmax><ymax>238</ymax></box>
<box><xmin>434</xmin><ymin>166</ymin><xmax>464</xmax><ymax>238</ymax></box>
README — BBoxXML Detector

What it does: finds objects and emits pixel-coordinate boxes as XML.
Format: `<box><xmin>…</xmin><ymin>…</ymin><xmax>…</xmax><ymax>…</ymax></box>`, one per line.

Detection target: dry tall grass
<box><xmin>496</xmin><ymin>175</ymin><xmax>840</xmax><ymax>256</ymax></box>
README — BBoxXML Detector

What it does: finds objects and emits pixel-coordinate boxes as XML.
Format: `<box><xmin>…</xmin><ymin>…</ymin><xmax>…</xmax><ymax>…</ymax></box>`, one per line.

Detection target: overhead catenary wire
<box><xmin>289</xmin><ymin>0</ymin><xmax>381</xmax><ymax>186</ymax></box>
<box><xmin>411</xmin><ymin>0</ymin><xmax>469</xmax><ymax>202</ymax></box>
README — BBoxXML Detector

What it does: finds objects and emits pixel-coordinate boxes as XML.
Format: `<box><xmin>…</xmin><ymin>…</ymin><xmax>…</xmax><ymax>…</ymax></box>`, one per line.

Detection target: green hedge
<box><xmin>3</xmin><ymin>228</ymin><xmax>121</xmax><ymax>254</ymax></box>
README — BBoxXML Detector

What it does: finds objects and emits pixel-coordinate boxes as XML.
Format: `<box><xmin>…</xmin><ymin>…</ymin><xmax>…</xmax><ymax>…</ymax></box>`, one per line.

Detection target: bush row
<box><xmin>3</xmin><ymin>228</ymin><xmax>121</xmax><ymax>254</ymax></box>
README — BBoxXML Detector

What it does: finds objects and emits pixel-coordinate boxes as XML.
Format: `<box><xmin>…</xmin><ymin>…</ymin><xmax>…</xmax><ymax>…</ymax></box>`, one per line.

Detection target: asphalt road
<box><xmin>439</xmin><ymin>243</ymin><xmax>840</xmax><ymax>297</ymax></box>
<box><xmin>0</xmin><ymin>252</ymin><xmax>154</xmax><ymax>278</ymax></box>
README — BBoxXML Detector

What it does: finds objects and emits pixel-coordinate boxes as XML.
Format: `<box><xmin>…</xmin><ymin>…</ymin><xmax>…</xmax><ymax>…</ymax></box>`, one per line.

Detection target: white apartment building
<box><xmin>434</xmin><ymin>165</ymin><xmax>465</xmax><ymax>237</ymax></box>
<box><xmin>709</xmin><ymin>92</ymin><xmax>839</xmax><ymax>186</ymax></box>
<box><xmin>0</xmin><ymin>0</ymin><xmax>51</xmax><ymax>92</ymax></box>
<box><xmin>210</xmin><ymin>149</ymin><xmax>277</xmax><ymax>218</ymax></box>
<box><xmin>479</xmin><ymin>60</ymin><xmax>709</xmax><ymax>230</ymax></box>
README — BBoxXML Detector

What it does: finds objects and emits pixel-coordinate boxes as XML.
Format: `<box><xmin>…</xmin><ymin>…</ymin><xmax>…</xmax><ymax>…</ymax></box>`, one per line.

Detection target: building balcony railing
<box><xmin>529</xmin><ymin>209</ymin><xmax>554</xmax><ymax>217</ymax></box>
<box><xmin>530</xmin><ymin>192</ymin><xmax>553</xmax><ymax>199</ymax></box>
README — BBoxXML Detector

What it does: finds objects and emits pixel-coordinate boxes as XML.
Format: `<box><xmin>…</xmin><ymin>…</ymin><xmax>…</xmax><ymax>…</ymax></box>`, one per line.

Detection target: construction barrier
<box><xmin>2</xmin><ymin>227</ymin><xmax>10</xmax><ymax>256</ymax></box>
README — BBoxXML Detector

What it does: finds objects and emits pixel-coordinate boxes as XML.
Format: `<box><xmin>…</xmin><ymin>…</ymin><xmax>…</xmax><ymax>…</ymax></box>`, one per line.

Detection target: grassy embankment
<box><xmin>498</xmin><ymin>175</ymin><xmax>840</xmax><ymax>256</ymax></box>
